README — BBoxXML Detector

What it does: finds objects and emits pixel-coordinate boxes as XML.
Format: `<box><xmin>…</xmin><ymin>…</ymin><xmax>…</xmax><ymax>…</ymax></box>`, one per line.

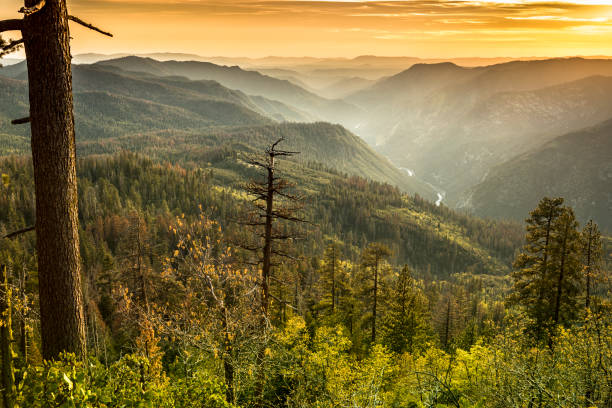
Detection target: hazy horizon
<box><xmin>3</xmin><ymin>0</ymin><xmax>612</xmax><ymax>59</ymax></box>
<box><xmin>4</xmin><ymin>51</ymin><xmax>612</xmax><ymax>62</ymax></box>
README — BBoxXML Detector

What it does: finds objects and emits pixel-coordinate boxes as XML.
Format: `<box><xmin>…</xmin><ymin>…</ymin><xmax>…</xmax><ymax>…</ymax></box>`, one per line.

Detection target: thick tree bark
<box><xmin>21</xmin><ymin>0</ymin><xmax>86</xmax><ymax>360</ymax></box>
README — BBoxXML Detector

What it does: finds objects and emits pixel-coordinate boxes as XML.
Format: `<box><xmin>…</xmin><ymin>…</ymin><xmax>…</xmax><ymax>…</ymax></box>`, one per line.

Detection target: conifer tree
<box><xmin>550</xmin><ymin>207</ymin><xmax>582</xmax><ymax>329</ymax></box>
<box><xmin>360</xmin><ymin>243</ymin><xmax>391</xmax><ymax>343</ymax></box>
<box><xmin>320</xmin><ymin>241</ymin><xmax>343</xmax><ymax>314</ymax></box>
<box><xmin>1</xmin><ymin>0</ymin><xmax>111</xmax><ymax>360</ymax></box>
<box><xmin>510</xmin><ymin>197</ymin><xmax>564</xmax><ymax>341</ymax></box>
<box><xmin>581</xmin><ymin>220</ymin><xmax>603</xmax><ymax>312</ymax></box>
<box><xmin>510</xmin><ymin>197</ymin><xmax>582</xmax><ymax>342</ymax></box>
<box><xmin>381</xmin><ymin>265</ymin><xmax>431</xmax><ymax>353</ymax></box>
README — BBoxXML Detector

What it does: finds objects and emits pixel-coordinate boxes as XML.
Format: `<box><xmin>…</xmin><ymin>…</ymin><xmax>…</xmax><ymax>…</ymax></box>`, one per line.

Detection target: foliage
<box><xmin>15</xmin><ymin>353</ymin><xmax>232</xmax><ymax>408</ymax></box>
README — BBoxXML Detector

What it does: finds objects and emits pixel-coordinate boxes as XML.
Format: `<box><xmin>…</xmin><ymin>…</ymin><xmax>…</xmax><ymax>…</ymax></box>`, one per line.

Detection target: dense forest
<box><xmin>1</xmin><ymin>2</ymin><xmax>611</xmax><ymax>407</ymax></box>
<box><xmin>0</xmin><ymin>149</ymin><xmax>610</xmax><ymax>407</ymax></box>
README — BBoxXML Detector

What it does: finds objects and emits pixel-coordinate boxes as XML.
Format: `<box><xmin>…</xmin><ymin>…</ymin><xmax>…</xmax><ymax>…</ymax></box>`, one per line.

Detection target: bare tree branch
<box><xmin>0</xmin><ymin>20</ymin><xmax>23</xmax><ymax>33</ymax></box>
<box><xmin>19</xmin><ymin>0</ymin><xmax>46</xmax><ymax>17</ymax></box>
<box><xmin>269</xmin><ymin>293</ymin><xmax>297</xmax><ymax>310</ymax></box>
<box><xmin>67</xmin><ymin>15</ymin><xmax>113</xmax><ymax>37</ymax></box>
<box><xmin>3</xmin><ymin>226</ymin><xmax>35</xmax><ymax>240</ymax></box>
<box><xmin>11</xmin><ymin>117</ymin><xmax>30</xmax><ymax>125</ymax></box>
<box><xmin>2</xmin><ymin>38</ymin><xmax>23</xmax><ymax>52</ymax></box>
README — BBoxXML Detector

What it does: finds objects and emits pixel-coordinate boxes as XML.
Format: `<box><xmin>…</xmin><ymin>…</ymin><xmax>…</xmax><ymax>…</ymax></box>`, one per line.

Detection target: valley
<box><xmin>1</xmin><ymin>1</ymin><xmax>612</xmax><ymax>403</ymax></box>
<box><xmin>3</xmin><ymin>54</ymin><xmax>611</xmax><ymax>232</ymax></box>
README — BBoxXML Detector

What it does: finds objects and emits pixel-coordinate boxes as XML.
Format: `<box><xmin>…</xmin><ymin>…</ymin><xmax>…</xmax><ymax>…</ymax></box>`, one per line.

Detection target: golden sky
<box><xmin>3</xmin><ymin>0</ymin><xmax>612</xmax><ymax>58</ymax></box>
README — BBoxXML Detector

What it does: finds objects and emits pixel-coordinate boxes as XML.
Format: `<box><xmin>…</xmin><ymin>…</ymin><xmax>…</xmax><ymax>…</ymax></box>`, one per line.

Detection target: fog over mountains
<box><xmin>1</xmin><ymin>54</ymin><xmax>610</xmax><ymax>231</ymax></box>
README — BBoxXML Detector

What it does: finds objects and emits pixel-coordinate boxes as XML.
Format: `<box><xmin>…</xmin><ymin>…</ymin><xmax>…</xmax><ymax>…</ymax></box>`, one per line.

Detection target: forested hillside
<box><xmin>349</xmin><ymin>59</ymin><xmax>612</xmax><ymax>191</ymax></box>
<box><xmin>0</xmin><ymin>64</ymin><xmax>436</xmax><ymax>199</ymax></box>
<box><xmin>1</xmin><ymin>16</ymin><xmax>611</xmax><ymax>407</ymax></box>
<box><xmin>463</xmin><ymin>117</ymin><xmax>612</xmax><ymax>232</ymax></box>
<box><xmin>94</xmin><ymin>57</ymin><xmax>363</xmax><ymax>127</ymax></box>
<box><xmin>1</xmin><ymin>150</ymin><xmax>610</xmax><ymax>407</ymax></box>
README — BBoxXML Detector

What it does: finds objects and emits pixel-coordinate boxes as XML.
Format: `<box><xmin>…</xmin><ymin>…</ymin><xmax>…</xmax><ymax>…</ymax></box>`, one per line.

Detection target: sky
<box><xmin>2</xmin><ymin>0</ymin><xmax>612</xmax><ymax>58</ymax></box>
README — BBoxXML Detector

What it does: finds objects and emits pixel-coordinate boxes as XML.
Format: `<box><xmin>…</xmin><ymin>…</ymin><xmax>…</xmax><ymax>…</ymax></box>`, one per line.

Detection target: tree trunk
<box><xmin>371</xmin><ymin>256</ymin><xmax>378</xmax><ymax>343</ymax></box>
<box><xmin>261</xmin><ymin>162</ymin><xmax>274</xmax><ymax>322</ymax></box>
<box><xmin>22</xmin><ymin>0</ymin><xmax>86</xmax><ymax>360</ymax></box>
<box><xmin>18</xmin><ymin>266</ymin><xmax>27</xmax><ymax>365</ymax></box>
<box><xmin>0</xmin><ymin>265</ymin><xmax>15</xmax><ymax>408</ymax></box>
<box><xmin>584</xmin><ymin>224</ymin><xmax>592</xmax><ymax>312</ymax></box>
<box><xmin>255</xmin><ymin>155</ymin><xmax>274</xmax><ymax>407</ymax></box>
<box><xmin>553</xmin><ymin>222</ymin><xmax>570</xmax><ymax>327</ymax></box>
<box><xmin>444</xmin><ymin>299</ymin><xmax>451</xmax><ymax>349</ymax></box>
<box><xmin>221</xmin><ymin>308</ymin><xmax>235</xmax><ymax>404</ymax></box>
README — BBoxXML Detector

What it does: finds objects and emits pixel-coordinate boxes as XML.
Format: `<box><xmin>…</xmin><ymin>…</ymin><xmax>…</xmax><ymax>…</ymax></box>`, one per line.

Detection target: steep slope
<box><xmin>0</xmin><ymin>75</ymin><xmax>32</xmax><ymax>155</ymax></box>
<box><xmin>317</xmin><ymin>76</ymin><xmax>376</xmax><ymax>99</ymax></box>
<box><xmin>94</xmin><ymin>56</ymin><xmax>363</xmax><ymax>127</ymax></box>
<box><xmin>463</xmin><ymin>118</ymin><xmax>612</xmax><ymax>232</ymax></box>
<box><xmin>75</xmin><ymin>122</ymin><xmax>436</xmax><ymax>198</ymax></box>
<box><xmin>347</xmin><ymin>58</ymin><xmax>612</xmax><ymax>200</ymax></box>
<box><xmin>72</xmin><ymin>65</ymin><xmax>313</xmax><ymax>123</ymax></box>
<box><xmin>0</xmin><ymin>66</ymin><xmax>435</xmax><ymax>199</ymax></box>
<box><xmin>1</xmin><ymin>61</ymin><xmax>315</xmax><ymax>123</ymax></box>
<box><xmin>0</xmin><ymin>60</ymin><xmax>27</xmax><ymax>78</ymax></box>
<box><xmin>0</xmin><ymin>152</ymin><xmax>522</xmax><ymax>278</ymax></box>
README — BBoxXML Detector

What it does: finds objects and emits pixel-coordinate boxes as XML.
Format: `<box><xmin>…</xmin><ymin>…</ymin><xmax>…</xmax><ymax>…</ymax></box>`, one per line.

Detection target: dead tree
<box><xmin>0</xmin><ymin>0</ymin><xmax>112</xmax><ymax>360</ymax></box>
<box><xmin>239</xmin><ymin>138</ymin><xmax>305</xmax><ymax>406</ymax></box>
<box><xmin>241</xmin><ymin>138</ymin><xmax>305</xmax><ymax>326</ymax></box>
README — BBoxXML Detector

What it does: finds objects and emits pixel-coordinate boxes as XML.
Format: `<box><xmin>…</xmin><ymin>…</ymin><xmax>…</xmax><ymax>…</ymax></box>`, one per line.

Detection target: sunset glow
<box><xmin>3</xmin><ymin>0</ymin><xmax>612</xmax><ymax>58</ymax></box>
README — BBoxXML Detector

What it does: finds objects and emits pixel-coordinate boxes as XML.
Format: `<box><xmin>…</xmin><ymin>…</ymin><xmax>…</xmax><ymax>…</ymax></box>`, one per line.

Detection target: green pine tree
<box><xmin>581</xmin><ymin>220</ymin><xmax>603</xmax><ymax>313</ymax></box>
<box><xmin>381</xmin><ymin>265</ymin><xmax>432</xmax><ymax>353</ymax></box>
<box><xmin>510</xmin><ymin>198</ymin><xmax>583</xmax><ymax>343</ymax></box>
<box><xmin>360</xmin><ymin>243</ymin><xmax>392</xmax><ymax>344</ymax></box>
<box><xmin>319</xmin><ymin>241</ymin><xmax>343</xmax><ymax>314</ymax></box>
<box><xmin>550</xmin><ymin>207</ymin><xmax>582</xmax><ymax>330</ymax></box>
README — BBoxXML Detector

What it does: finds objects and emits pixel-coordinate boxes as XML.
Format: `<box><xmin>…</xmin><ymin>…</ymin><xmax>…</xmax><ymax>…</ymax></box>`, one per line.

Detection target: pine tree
<box><xmin>510</xmin><ymin>198</ymin><xmax>583</xmax><ymax>343</ymax></box>
<box><xmin>360</xmin><ymin>243</ymin><xmax>392</xmax><ymax>343</ymax></box>
<box><xmin>550</xmin><ymin>207</ymin><xmax>582</xmax><ymax>329</ymax></box>
<box><xmin>1</xmin><ymin>0</ymin><xmax>111</xmax><ymax>360</ymax></box>
<box><xmin>581</xmin><ymin>220</ymin><xmax>603</xmax><ymax>312</ymax></box>
<box><xmin>381</xmin><ymin>265</ymin><xmax>431</xmax><ymax>353</ymax></box>
<box><xmin>510</xmin><ymin>197</ymin><xmax>564</xmax><ymax>341</ymax></box>
<box><xmin>320</xmin><ymin>241</ymin><xmax>343</xmax><ymax>314</ymax></box>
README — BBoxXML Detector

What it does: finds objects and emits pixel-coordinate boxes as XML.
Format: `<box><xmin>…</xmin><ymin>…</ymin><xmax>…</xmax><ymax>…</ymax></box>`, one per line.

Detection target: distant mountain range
<box><xmin>0</xmin><ymin>59</ymin><xmax>435</xmax><ymax>199</ymax></box>
<box><xmin>462</xmin><ymin>118</ymin><xmax>612</xmax><ymax>231</ymax></box>
<box><xmin>2</xmin><ymin>54</ymin><xmax>611</xmax><ymax>231</ymax></box>
<box><xmin>346</xmin><ymin>58</ymin><xmax>612</xmax><ymax>225</ymax></box>
<box><xmin>92</xmin><ymin>57</ymin><xmax>364</xmax><ymax>128</ymax></box>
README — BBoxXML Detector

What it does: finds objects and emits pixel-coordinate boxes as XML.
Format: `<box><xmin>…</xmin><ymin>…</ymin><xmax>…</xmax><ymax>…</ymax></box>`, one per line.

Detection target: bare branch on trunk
<box><xmin>67</xmin><ymin>15</ymin><xmax>113</xmax><ymax>37</ymax></box>
<box><xmin>11</xmin><ymin>117</ymin><xmax>30</xmax><ymax>125</ymax></box>
<box><xmin>0</xmin><ymin>20</ymin><xmax>23</xmax><ymax>33</ymax></box>
<box><xmin>3</xmin><ymin>226</ymin><xmax>35</xmax><ymax>240</ymax></box>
